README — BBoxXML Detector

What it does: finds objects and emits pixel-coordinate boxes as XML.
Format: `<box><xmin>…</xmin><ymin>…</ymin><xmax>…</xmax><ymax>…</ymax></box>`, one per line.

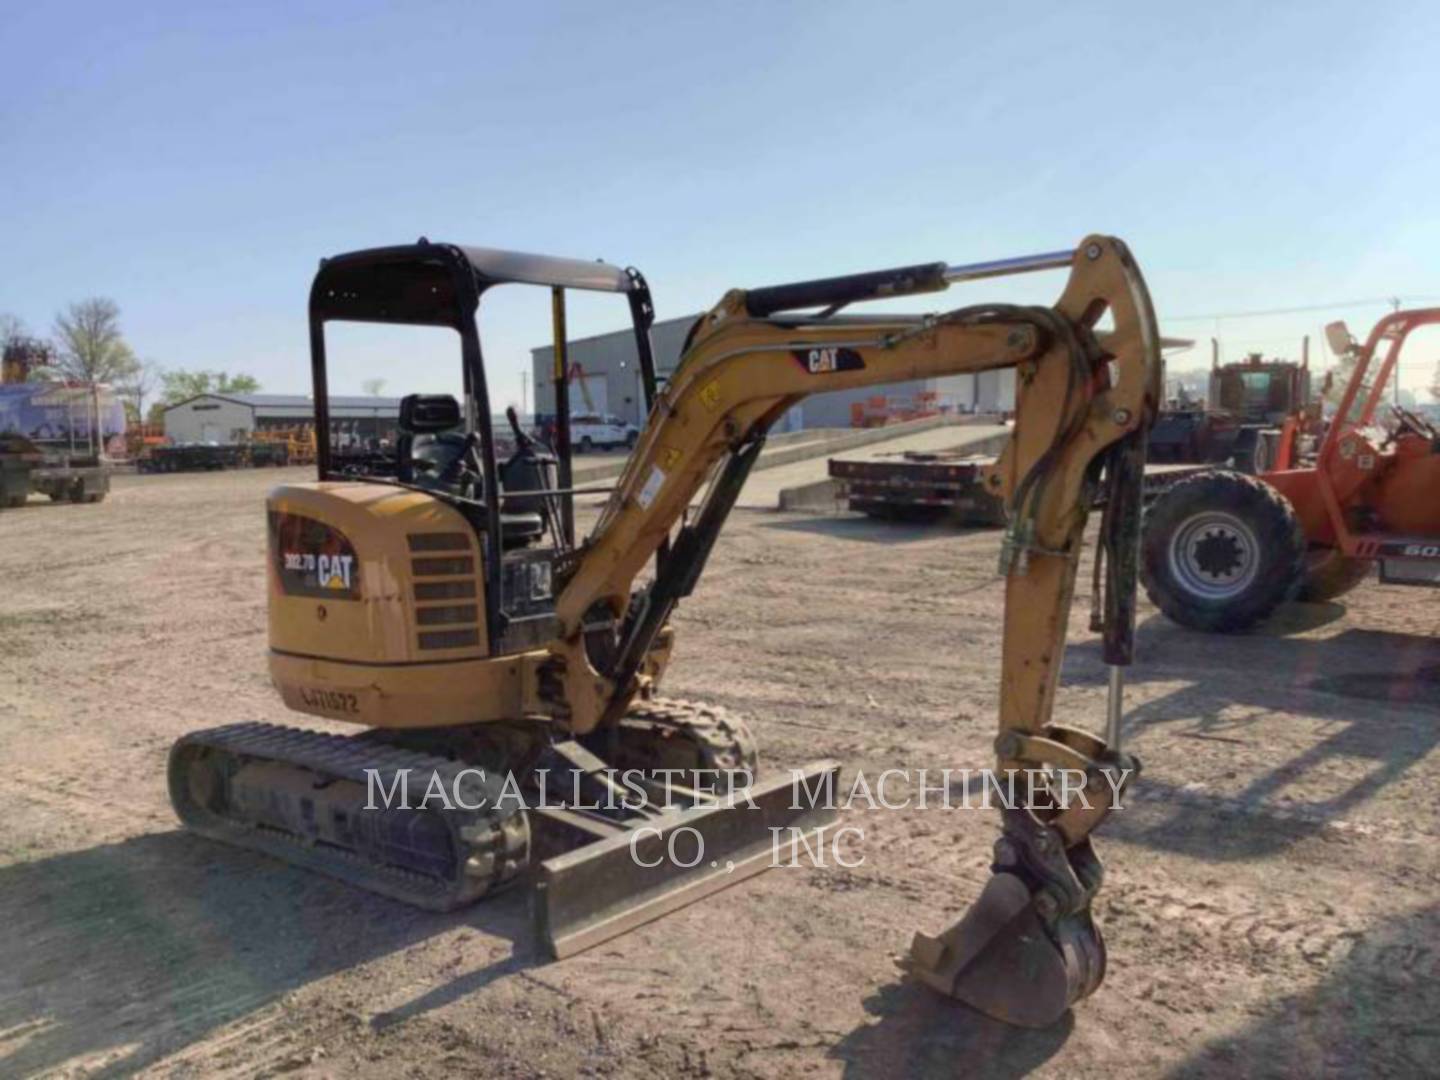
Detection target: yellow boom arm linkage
<box><xmin>548</xmin><ymin>235</ymin><xmax>1160</xmax><ymax>1025</ymax></box>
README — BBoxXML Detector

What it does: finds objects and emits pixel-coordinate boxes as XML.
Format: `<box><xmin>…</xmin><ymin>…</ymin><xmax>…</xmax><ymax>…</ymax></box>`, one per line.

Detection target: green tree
<box><xmin>52</xmin><ymin>298</ymin><xmax>139</xmax><ymax>385</ymax></box>
<box><xmin>160</xmin><ymin>369</ymin><xmax>262</xmax><ymax>403</ymax></box>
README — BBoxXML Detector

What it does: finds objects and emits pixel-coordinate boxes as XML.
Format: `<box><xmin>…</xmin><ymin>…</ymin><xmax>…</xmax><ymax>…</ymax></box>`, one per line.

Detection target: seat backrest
<box><xmin>399</xmin><ymin>394</ymin><xmax>462</xmax><ymax>434</ymax></box>
<box><xmin>499</xmin><ymin>447</ymin><xmax>557</xmax><ymax>517</ymax></box>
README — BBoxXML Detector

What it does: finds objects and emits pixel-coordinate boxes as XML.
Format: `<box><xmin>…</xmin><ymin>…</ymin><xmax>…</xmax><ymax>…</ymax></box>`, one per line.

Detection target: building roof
<box><xmin>164</xmin><ymin>393</ymin><xmax>403</xmax><ymax>413</ymax></box>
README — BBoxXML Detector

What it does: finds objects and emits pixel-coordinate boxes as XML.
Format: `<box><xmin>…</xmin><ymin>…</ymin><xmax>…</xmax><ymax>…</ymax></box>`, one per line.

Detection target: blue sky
<box><xmin>5</xmin><ymin>0</ymin><xmax>1439</xmax><ymax>409</ymax></box>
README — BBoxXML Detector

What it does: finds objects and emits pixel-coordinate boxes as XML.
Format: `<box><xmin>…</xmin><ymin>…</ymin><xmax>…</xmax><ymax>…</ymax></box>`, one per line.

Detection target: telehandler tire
<box><xmin>1297</xmin><ymin>549</ymin><xmax>1372</xmax><ymax>602</ymax></box>
<box><xmin>1141</xmin><ymin>470</ymin><xmax>1306</xmax><ymax>632</ymax></box>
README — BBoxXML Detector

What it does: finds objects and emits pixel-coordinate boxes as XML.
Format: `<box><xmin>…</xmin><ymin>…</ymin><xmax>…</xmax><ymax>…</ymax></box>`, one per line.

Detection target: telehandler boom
<box><xmin>169</xmin><ymin>235</ymin><xmax>1160</xmax><ymax>1028</ymax></box>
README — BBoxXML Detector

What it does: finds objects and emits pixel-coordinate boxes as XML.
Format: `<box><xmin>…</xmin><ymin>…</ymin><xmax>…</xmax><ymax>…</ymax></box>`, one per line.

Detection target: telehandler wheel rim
<box><xmin>1169</xmin><ymin>510</ymin><xmax>1261</xmax><ymax>600</ymax></box>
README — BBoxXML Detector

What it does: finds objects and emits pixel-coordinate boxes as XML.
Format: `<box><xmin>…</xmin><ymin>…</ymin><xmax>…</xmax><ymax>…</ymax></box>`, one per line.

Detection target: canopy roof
<box><xmin>310</xmin><ymin>241</ymin><xmax>633</xmax><ymax>326</ymax></box>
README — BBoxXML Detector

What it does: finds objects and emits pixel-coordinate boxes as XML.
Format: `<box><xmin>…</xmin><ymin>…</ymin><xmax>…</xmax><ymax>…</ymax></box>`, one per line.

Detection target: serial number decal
<box><xmin>792</xmin><ymin>347</ymin><xmax>865</xmax><ymax>374</ymax></box>
<box><xmin>298</xmin><ymin>686</ymin><xmax>360</xmax><ymax>714</ymax></box>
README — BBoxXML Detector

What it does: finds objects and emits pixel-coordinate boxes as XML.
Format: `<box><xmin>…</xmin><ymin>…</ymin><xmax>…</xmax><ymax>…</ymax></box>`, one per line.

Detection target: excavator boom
<box><xmin>540</xmin><ymin>235</ymin><xmax>1160</xmax><ymax>1023</ymax></box>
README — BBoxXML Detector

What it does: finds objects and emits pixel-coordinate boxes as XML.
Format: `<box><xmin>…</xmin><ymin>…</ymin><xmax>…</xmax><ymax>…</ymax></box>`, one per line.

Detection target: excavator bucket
<box><xmin>909</xmin><ymin>871</ymin><xmax>1106</xmax><ymax>1028</ymax></box>
<box><xmin>534</xmin><ymin>760</ymin><xmax>840</xmax><ymax>958</ymax></box>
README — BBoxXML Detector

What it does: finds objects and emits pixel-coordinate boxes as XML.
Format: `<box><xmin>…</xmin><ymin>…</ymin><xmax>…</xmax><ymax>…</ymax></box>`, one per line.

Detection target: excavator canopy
<box><xmin>309</xmin><ymin>241</ymin><xmax>638</xmax><ymax>328</ymax></box>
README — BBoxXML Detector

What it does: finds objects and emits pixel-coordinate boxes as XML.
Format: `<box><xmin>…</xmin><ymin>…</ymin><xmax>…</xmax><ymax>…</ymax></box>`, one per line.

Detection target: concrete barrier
<box><xmin>777</xmin><ymin>478</ymin><xmax>844</xmax><ymax>512</ymax></box>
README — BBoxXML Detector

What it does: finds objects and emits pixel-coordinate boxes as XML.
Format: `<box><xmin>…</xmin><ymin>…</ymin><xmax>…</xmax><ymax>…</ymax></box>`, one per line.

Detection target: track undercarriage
<box><xmin>169</xmin><ymin>699</ymin><xmax>838</xmax><ymax>956</ymax></box>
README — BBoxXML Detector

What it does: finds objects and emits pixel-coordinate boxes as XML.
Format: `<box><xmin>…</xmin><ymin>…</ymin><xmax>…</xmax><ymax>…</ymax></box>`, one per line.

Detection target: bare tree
<box><xmin>1430</xmin><ymin>358</ymin><xmax>1440</xmax><ymax>402</ymax></box>
<box><xmin>52</xmin><ymin>298</ymin><xmax>139</xmax><ymax>385</ymax></box>
<box><xmin>1</xmin><ymin>312</ymin><xmax>29</xmax><ymax>351</ymax></box>
<box><xmin>119</xmin><ymin>361</ymin><xmax>162</xmax><ymax>423</ymax></box>
<box><xmin>362</xmin><ymin>377</ymin><xmax>387</xmax><ymax>396</ymax></box>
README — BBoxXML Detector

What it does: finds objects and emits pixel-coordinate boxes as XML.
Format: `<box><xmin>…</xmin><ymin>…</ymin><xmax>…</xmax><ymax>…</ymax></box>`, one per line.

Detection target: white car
<box><xmin>571</xmin><ymin>413</ymin><xmax>639</xmax><ymax>452</ymax></box>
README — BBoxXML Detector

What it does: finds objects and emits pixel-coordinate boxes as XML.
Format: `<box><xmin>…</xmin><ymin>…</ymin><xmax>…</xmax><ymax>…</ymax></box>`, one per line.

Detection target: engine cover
<box><xmin>266</xmin><ymin>482</ymin><xmax>546</xmax><ymax>729</ymax></box>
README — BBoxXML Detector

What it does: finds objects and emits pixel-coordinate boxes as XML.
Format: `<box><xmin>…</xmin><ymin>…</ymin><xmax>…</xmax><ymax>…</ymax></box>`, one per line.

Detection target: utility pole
<box><xmin>521</xmin><ymin>370</ymin><xmax>529</xmax><ymax>417</ymax></box>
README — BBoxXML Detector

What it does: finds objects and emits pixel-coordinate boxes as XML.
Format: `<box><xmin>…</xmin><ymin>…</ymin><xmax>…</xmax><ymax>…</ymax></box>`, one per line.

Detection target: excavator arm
<box><xmin>544</xmin><ymin>235</ymin><xmax>1160</xmax><ymax>1025</ymax></box>
<box><xmin>551</xmin><ymin>237</ymin><xmax>1157</xmax><ymax>729</ymax></box>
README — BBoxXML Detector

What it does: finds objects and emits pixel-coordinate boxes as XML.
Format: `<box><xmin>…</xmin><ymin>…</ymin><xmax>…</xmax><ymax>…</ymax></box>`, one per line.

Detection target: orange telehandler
<box><xmin>1143</xmin><ymin>307</ymin><xmax>1440</xmax><ymax>630</ymax></box>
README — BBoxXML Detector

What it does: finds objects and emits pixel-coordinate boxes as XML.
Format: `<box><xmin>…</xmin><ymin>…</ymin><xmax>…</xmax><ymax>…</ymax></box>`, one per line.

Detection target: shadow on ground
<box><xmin>1172</xmin><ymin>902</ymin><xmax>1440</xmax><ymax>1077</ymax></box>
<box><xmin>1063</xmin><ymin>618</ymin><xmax>1440</xmax><ymax>861</ymax></box>
<box><xmin>829</xmin><ymin>981</ymin><xmax>1072</xmax><ymax>1079</ymax></box>
<box><xmin>0</xmin><ymin>830</ymin><xmax>535</xmax><ymax>1077</ymax></box>
<box><xmin>761</xmin><ymin>513</ymin><xmax>995</xmax><ymax>545</ymax></box>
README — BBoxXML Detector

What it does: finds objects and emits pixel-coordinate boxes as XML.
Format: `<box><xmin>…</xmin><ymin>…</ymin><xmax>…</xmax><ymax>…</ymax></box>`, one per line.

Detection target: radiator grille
<box><xmin>407</xmin><ymin>532</ymin><xmax>471</xmax><ymax>552</ymax></box>
<box><xmin>408</xmin><ymin>533</ymin><xmax>482</xmax><ymax>651</ymax></box>
<box><xmin>414</xmin><ymin>580</ymin><xmax>476</xmax><ymax>601</ymax></box>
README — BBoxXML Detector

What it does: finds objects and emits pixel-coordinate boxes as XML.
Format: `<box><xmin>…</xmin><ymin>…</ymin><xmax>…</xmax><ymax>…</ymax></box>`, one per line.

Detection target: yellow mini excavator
<box><xmin>169</xmin><ymin>235</ymin><xmax>1160</xmax><ymax>1028</ymax></box>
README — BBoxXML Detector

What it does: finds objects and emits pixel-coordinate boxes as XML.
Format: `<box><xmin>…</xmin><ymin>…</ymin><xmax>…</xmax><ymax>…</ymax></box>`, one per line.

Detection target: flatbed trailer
<box><xmin>829</xmin><ymin>448</ymin><xmax>1201</xmax><ymax>524</ymax></box>
<box><xmin>137</xmin><ymin>441</ymin><xmax>296</xmax><ymax>473</ymax></box>
<box><xmin>138</xmin><ymin>444</ymin><xmax>246</xmax><ymax>473</ymax></box>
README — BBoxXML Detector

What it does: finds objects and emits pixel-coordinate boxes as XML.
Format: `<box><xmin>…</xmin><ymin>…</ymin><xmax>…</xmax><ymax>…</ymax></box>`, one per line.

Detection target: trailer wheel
<box><xmin>1297</xmin><ymin>549</ymin><xmax>1371</xmax><ymax>602</ymax></box>
<box><xmin>1141</xmin><ymin>470</ymin><xmax>1306</xmax><ymax>632</ymax></box>
<box><xmin>1229</xmin><ymin>428</ymin><xmax>1275</xmax><ymax>475</ymax></box>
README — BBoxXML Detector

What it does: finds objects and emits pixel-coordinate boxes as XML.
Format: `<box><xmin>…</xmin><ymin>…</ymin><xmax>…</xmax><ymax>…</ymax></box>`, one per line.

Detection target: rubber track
<box><xmin>169</xmin><ymin>722</ymin><xmax>528</xmax><ymax>911</ymax></box>
<box><xmin>615</xmin><ymin>698</ymin><xmax>761</xmax><ymax>775</ymax></box>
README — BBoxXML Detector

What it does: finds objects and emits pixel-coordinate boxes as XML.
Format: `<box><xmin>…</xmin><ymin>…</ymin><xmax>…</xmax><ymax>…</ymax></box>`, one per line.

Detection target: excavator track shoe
<box><xmin>587</xmin><ymin>697</ymin><xmax>760</xmax><ymax>778</ymax></box>
<box><xmin>168</xmin><ymin>722</ymin><xmax>529</xmax><ymax>910</ymax></box>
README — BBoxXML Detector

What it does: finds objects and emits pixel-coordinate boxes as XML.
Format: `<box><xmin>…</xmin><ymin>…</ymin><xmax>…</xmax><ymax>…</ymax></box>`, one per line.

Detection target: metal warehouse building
<box><xmin>162</xmin><ymin>393</ymin><xmax>403</xmax><ymax>447</ymax></box>
<box><xmin>532</xmin><ymin>316</ymin><xmax>1015</xmax><ymax>430</ymax></box>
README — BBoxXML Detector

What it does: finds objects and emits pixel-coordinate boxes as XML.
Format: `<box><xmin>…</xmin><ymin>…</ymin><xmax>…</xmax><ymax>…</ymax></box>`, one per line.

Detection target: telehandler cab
<box><xmin>169</xmin><ymin>235</ymin><xmax>1161</xmax><ymax>1027</ymax></box>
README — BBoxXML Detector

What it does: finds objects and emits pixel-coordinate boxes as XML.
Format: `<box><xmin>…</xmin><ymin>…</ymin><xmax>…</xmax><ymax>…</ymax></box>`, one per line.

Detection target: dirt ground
<box><xmin>2</xmin><ymin>465</ymin><xmax>1439</xmax><ymax>1079</ymax></box>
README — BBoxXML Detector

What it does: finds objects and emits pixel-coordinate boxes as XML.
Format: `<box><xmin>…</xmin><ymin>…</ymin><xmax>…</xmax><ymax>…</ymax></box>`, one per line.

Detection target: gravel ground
<box><xmin>1</xmin><ymin>465</ymin><xmax>1438</xmax><ymax>1078</ymax></box>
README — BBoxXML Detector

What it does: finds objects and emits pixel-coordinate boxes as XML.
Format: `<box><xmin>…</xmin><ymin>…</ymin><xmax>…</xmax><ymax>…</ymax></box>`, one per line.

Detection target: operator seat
<box><xmin>396</xmin><ymin>394</ymin><xmax>545</xmax><ymax>547</ymax></box>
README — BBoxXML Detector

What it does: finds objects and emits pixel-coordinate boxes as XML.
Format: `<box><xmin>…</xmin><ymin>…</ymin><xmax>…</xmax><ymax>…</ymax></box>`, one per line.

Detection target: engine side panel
<box><xmin>267</xmin><ymin>482</ymin><xmax>490</xmax><ymax>665</ymax></box>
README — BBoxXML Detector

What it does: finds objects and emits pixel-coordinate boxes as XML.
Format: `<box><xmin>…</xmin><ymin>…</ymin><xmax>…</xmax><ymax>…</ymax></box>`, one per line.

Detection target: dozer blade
<box><xmin>534</xmin><ymin>760</ymin><xmax>840</xmax><ymax>958</ymax></box>
<box><xmin>909</xmin><ymin>871</ymin><xmax>1106</xmax><ymax>1029</ymax></box>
